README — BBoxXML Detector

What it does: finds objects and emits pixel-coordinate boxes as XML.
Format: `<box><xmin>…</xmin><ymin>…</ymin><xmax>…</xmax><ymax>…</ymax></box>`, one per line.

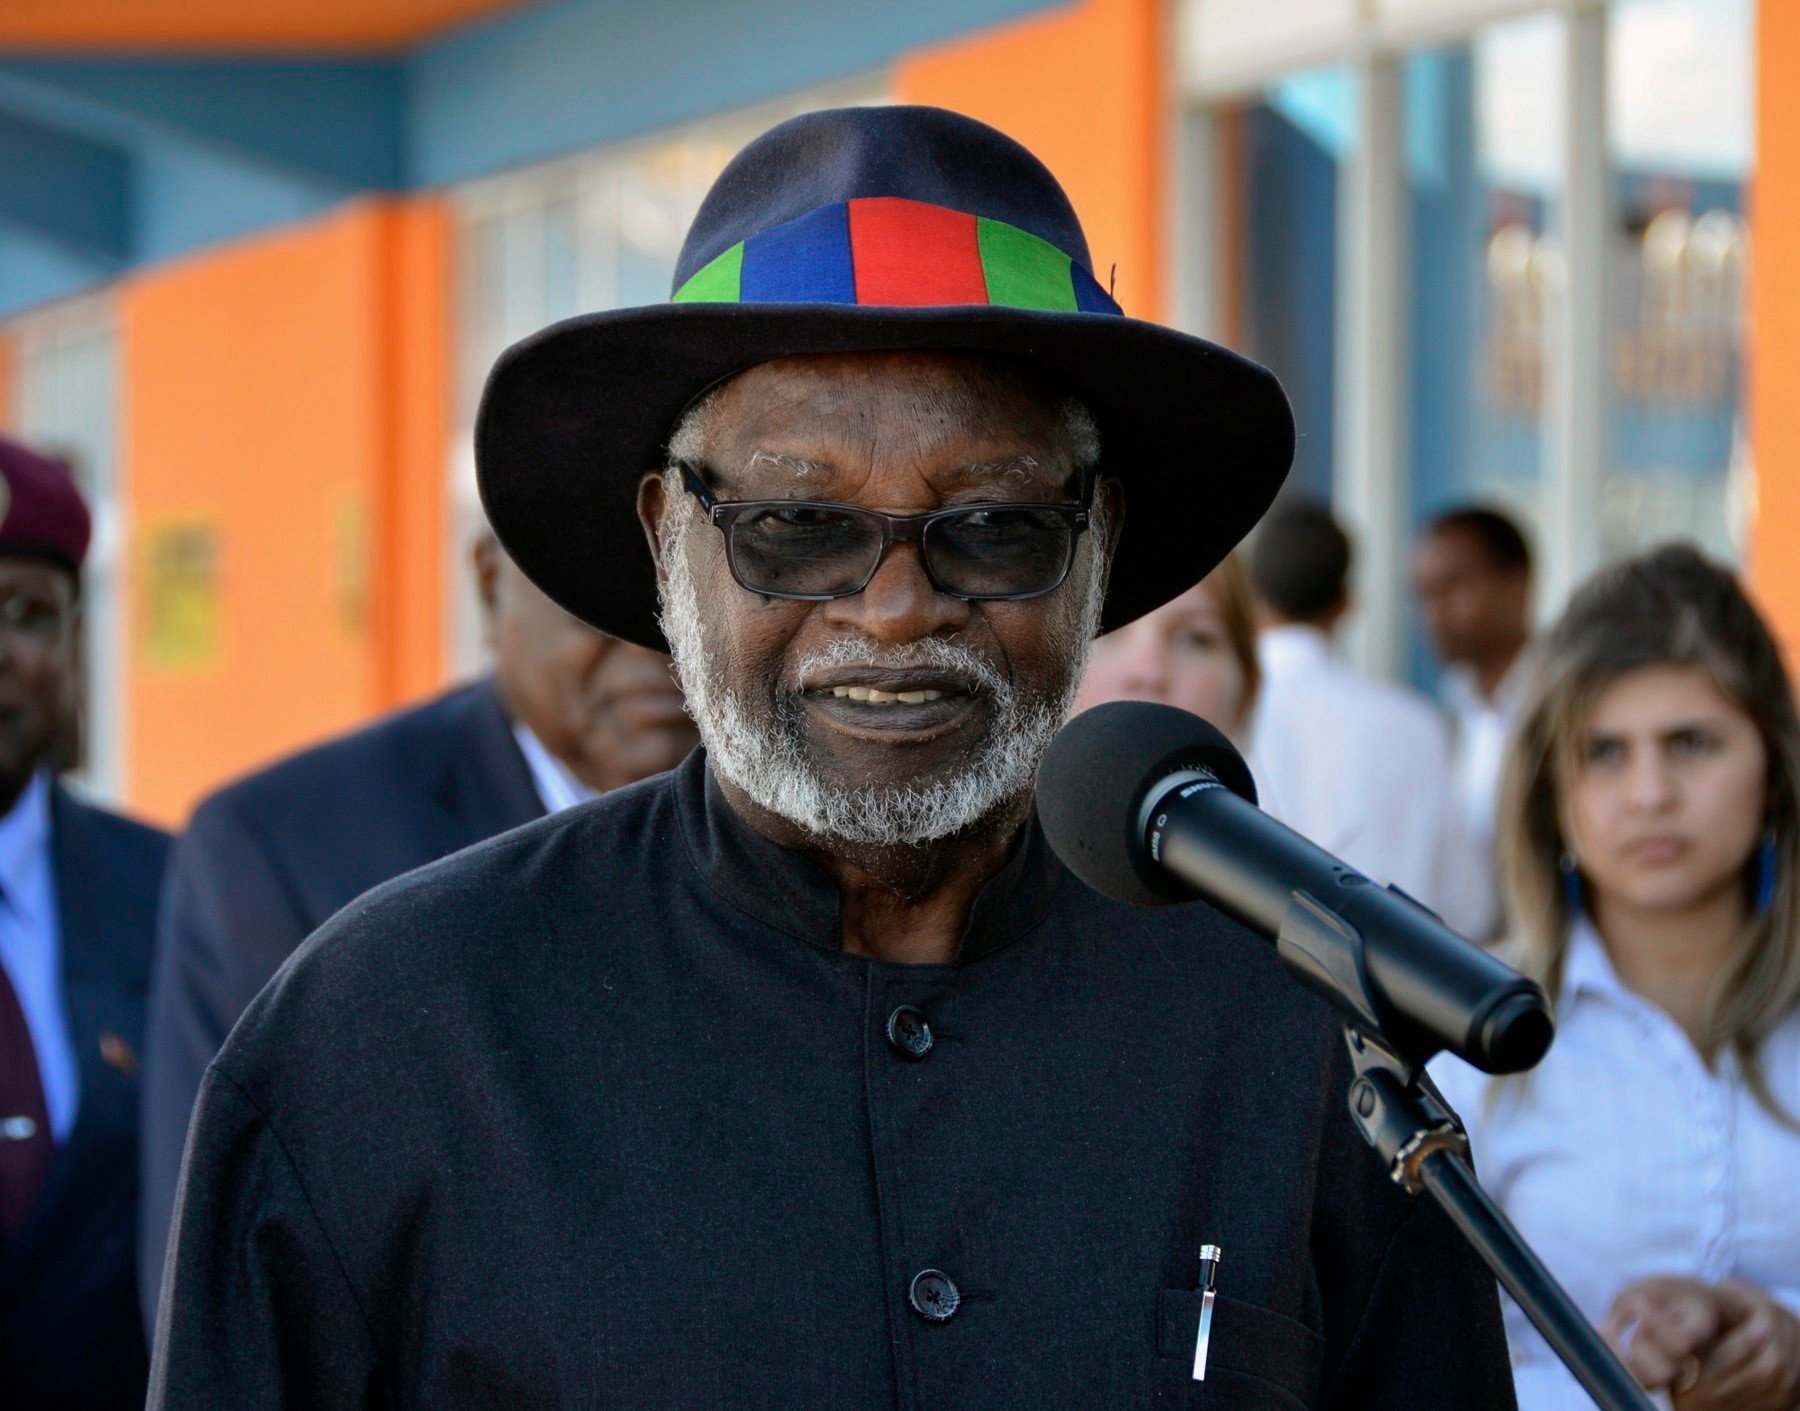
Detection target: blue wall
<box><xmin>0</xmin><ymin>0</ymin><xmax>1065</xmax><ymax>318</ymax></box>
<box><xmin>1242</xmin><ymin>104</ymin><xmax>1339</xmax><ymax>506</ymax></box>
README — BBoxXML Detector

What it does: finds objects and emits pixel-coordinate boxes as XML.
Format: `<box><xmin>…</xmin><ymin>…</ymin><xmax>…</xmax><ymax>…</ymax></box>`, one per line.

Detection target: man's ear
<box><xmin>638</xmin><ymin>471</ymin><xmax>672</xmax><ymax>583</ymax></box>
<box><xmin>1094</xmin><ymin>476</ymin><xmax>1126</xmax><ymax>602</ymax></box>
<box><xmin>471</xmin><ymin>533</ymin><xmax>502</xmax><ymax>616</ymax></box>
<box><xmin>471</xmin><ymin>533</ymin><xmax>508</xmax><ymax>659</ymax></box>
<box><xmin>1098</xmin><ymin>477</ymin><xmax>1126</xmax><ymax>557</ymax></box>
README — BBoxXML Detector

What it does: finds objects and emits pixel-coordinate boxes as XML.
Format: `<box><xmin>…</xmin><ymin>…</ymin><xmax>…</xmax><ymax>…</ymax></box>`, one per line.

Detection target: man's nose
<box><xmin>821</xmin><ymin>541</ymin><xmax>970</xmax><ymax>644</ymax></box>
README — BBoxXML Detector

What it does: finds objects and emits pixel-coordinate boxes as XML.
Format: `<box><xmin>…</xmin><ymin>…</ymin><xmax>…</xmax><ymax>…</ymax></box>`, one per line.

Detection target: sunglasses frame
<box><xmin>677</xmin><ymin>462</ymin><xmax>1093</xmax><ymax>603</ymax></box>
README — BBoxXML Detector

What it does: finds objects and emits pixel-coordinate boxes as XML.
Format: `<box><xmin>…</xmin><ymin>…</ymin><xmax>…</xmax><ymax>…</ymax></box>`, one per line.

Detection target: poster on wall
<box><xmin>141</xmin><ymin>519</ymin><xmax>221</xmax><ymax>672</ymax></box>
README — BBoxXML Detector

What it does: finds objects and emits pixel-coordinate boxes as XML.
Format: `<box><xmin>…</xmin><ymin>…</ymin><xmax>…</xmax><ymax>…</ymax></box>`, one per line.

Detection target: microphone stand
<box><xmin>1278</xmin><ymin>896</ymin><xmax>1656</xmax><ymax>1411</ymax></box>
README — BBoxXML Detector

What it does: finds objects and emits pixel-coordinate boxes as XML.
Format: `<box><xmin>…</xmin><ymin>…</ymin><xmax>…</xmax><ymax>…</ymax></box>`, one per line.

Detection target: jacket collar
<box><xmin>1256</xmin><ymin>624</ymin><xmax>1334</xmax><ymax>676</ymax></box>
<box><xmin>0</xmin><ymin>788</ymin><xmax>139</xmax><ymax>1282</ymax></box>
<box><xmin>511</xmin><ymin>721</ymin><xmax>599</xmax><ymax>814</ymax></box>
<box><xmin>1561</xmin><ymin>912</ymin><xmax>1630</xmax><ymax>1008</ymax></box>
<box><xmin>1444</xmin><ymin>644</ymin><xmax>1538</xmax><ymax>717</ymax></box>
<box><xmin>674</xmin><ymin>750</ymin><xmax>1058</xmax><ymax>966</ymax></box>
<box><xmin>434</xmin><ymin>679</ymin><xmax>547</xmax><ymax>835</ymax></box>
<box><xmin>0</xmin><ymin>770</ymin><xmax>51</xmax><ymax>924</ymax></box>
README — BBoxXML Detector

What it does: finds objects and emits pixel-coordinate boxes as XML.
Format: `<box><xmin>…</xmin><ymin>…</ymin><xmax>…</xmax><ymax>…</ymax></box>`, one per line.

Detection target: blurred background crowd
<box><xmin>0</xmin><ymin>0</ymin><xmax>1795</xmax><ymax>1408</ymax></box>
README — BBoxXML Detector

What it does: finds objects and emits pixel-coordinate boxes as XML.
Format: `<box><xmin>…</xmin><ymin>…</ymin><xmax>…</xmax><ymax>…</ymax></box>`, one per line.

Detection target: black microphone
<box><xmin>1036</xmin><ymin>701</ymin><xmax>1553</xmax><ymax>1075</ymax></box>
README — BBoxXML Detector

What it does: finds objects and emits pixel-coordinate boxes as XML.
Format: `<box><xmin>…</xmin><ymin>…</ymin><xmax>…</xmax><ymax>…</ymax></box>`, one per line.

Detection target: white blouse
<box><xmin>1428</xmin><ymin>919</ymin><xmax>1800</xmax><ymax>1410</ymax></box>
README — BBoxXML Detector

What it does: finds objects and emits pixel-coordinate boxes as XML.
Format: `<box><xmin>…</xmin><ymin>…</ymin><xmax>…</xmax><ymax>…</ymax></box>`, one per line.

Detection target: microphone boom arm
<box><xmin>1298</xmin><ymin>887</ymin><xmax>1658</xmax><ymax>1411</ymax></box>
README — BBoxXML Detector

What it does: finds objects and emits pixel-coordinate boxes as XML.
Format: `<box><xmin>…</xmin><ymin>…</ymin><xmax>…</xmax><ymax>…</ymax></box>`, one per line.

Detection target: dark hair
<box><xmin>1249</xmin><ymin>501</ymin><xmax>1351</xmax><ymax>622</ymax></box>
<box><xmin>1426</xmin><ymin>505</ymin><xmax>1532</xmax><ymax>575</ymax></box>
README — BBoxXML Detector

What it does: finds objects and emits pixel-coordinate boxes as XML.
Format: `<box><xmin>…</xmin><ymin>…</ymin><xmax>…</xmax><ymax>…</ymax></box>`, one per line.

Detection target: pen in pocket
<box><xmin>1192</xmin><ymin>1243</ymin><xmax>1222</xmax><ymax>1382</ymax></box>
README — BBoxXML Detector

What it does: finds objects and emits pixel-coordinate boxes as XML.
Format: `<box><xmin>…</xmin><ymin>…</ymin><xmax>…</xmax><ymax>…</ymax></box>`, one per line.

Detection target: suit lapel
<box><xmin>433</xmin><ymin>680</ymin><xmax>546</xmax><ymax>842</ymax></box>
<box><xmin>0</xmin><ymin>792</ymin><xmax>140</xmax><ymax>1279</ymax></box>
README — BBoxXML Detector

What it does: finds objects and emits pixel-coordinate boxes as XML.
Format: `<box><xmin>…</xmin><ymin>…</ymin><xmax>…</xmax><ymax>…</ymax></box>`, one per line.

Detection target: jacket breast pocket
<box><xmin>1155</xmin><ymin>1288</ymin><xmax>1325</xmax><ymax>1410</ymax></box>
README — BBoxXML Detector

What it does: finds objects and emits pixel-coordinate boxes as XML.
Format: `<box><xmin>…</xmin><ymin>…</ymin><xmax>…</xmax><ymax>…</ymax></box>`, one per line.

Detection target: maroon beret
<box><xmin>0</xmin><ymin>435</ymin><xmax>91</xmax><ymax>574</ymax></box>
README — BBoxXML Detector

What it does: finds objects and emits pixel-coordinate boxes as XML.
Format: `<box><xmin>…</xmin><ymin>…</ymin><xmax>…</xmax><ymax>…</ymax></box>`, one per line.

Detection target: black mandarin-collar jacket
<box><xmin>150</xmin><ymin>750</ymin><xmax>1516</xmax><ymax>1410</ymax></box>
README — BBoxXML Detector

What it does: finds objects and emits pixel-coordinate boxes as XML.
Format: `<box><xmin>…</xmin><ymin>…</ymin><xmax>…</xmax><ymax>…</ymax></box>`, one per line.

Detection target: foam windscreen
<box><xmin>1036</xmin><ymin>701</ymin><xmax>1256</xmax><ymax>906</ymax></box>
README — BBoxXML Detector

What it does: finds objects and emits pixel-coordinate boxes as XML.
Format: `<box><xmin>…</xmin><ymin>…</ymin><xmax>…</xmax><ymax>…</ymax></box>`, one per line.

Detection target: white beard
<box><xmin>657</xmin><ymin>499</ymin><xmax>1107</xmax><ymax>848</ymax></box>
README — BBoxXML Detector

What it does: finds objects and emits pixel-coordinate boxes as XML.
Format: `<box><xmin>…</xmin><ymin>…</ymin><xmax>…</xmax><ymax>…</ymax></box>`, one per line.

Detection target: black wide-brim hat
<box><xmin>477</xmin><ymin>105</ymin><xmax>1294</xmax><ymax>651</ymax></box>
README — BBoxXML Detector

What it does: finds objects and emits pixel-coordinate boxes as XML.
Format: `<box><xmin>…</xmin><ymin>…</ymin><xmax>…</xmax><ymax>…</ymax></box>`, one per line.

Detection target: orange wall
<box><xmin>896</xmin><ymin>0</ymin><xmax>1170</xmax><ymax>322</ymax></box>
<box><xmin>1752</xmin><ymin>0</ymin><xmax>1800</xmax><ymax>657</ymax></box>
<box><xmin>0</xmin><ymin>332</ymin><xmax>13</xmax><ymax>430</ymax></box>
<box><xmin>0</xmin><ymin>0</ymin><xmax>525</xmax><ymax>49</ymax></box>
<box><xmin>118</xmin><ymin>199</ymin><xmax>449</xmax><ymax>825</ymax></box>
<box><xmin>374</xmin><ymin>200</ymin><xmax>452</xmax><ymax>710</ymax></box>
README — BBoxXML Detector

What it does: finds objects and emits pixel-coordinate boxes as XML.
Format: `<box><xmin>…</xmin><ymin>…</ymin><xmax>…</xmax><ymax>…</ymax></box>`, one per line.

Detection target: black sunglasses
<box><xmin>678</xmin><ymin>463</ymin><xmax>1093</xmax><ymax>602</ymax></box>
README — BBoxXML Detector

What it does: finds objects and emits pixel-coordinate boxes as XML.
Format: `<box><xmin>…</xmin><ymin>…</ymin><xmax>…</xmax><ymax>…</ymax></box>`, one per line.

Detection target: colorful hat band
<box><xmin>673</xmin><ymin>196</ymin><xmax>1122</xmax><ymax>317</ymax></box>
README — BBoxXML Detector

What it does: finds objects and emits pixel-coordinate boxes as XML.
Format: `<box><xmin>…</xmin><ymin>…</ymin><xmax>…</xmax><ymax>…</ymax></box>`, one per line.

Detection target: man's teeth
<box><xmin>829</xmin><ymin>686</ymin><xmax>946</xmax><ymax>704</ymax></box>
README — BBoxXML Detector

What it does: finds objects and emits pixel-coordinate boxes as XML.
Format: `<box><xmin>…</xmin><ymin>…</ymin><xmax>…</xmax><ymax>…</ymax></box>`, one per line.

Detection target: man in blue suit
<box><xmin>138</xmin><ymin>532</ymin><xmax>695</xmax><ymax>1332</ymax></box>
<box><xmin>0</xmin><ymin>435</ymin><xmax>169</xmax><ymax>1408</ymax></box>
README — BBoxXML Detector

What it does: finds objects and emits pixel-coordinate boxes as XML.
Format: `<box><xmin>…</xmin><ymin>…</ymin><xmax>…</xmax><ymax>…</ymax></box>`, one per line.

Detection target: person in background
<box><xmin>1247</xmin><ymin>500</ymin><xmax>1484</xmax><ymax>933</ymax></box>
<box><xmin>1432</xmin><ymin>544</ymin><xmax>1800</xmax><ymax>1411</ymax></box>
<box><xmin>0</xmin><ymin>435</ymin><xmax>170</xmax><ymax>1408</ymax></box>
<box><xmin>1414</xmin><ymin>505</ymin><xmax>1535</xmax><ymax>938</ymax></box>
<box><xmin>138</xmin><ymin>532</ymin><xmax>696</xmax><ymax>1330</ymax></box>
<box><xmin>1073</xmin><ymin>552</ymin><xmax>1260</xmax><ymax>746</ymax></box>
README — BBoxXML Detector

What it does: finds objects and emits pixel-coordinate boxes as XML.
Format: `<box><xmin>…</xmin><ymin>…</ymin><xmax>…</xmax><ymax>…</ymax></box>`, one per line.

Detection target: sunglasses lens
<box><xmin>727</xmin><ymin>505</ymin><xmax>882</xmax><ymax>596</ymax></box>
<box><xmin>926</xmin><ymin>507</ymin><xmax>1077</xmax><ymax>597</ymax></box>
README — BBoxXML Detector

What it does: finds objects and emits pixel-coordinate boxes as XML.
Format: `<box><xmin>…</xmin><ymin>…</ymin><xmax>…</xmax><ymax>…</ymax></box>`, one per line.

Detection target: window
<box><xmin>1401</xmin><ymin>13</ymin><xmax>1566</xmax><ymax>587</ymax></box>
<box><xmin>1231</xmin><ymin>66</ymin><xmax>1355</xmax><ymax>504</ymax></box>
<box><xmin>1602</xmin><ymin>0</ymin><xmax>1752</xmax><ymax>560</ymax></box>
<box><xmin>9</xmin><ymin>297</ymin><xmax>124</xmax><ymax>801</ymax></box>
<box><xmin>1181</xmin><ymin>0</ymin><xmax>1757</xmax><ymax>678</ymax></box>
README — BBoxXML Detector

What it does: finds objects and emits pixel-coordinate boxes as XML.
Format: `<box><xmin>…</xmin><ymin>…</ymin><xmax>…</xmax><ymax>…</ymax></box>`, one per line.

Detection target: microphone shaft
<box><xmin>1148</xmin><ymin>778</ymin><xmax>1547</xmax><ymax>1073</ymax></box>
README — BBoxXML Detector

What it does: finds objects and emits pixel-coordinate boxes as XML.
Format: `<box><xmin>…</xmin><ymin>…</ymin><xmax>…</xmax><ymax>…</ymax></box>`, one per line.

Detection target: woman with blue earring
<box><xmin>1430</xmin><ymin>545</ymin><xmax>1800</xmax><ymax>1411</ymax></box>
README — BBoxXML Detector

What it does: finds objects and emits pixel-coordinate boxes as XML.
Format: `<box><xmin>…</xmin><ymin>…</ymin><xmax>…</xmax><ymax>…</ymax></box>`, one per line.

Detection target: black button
<box><xmin>909</xmin><ymin>1269</ymin><xmax>960</xmax><ymax>1323</ymax></box>
<box><xmin>886</xmin><ymin>1005</ymin><xmax>934</xmax><ymax>1059</ymax></box>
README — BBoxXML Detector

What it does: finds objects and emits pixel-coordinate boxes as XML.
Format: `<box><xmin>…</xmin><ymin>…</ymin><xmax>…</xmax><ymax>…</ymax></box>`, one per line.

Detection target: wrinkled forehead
<box><xmin>687</xmin><ymin>350</ymin><xmax>1083</xmax><ymax>497</ymax></box>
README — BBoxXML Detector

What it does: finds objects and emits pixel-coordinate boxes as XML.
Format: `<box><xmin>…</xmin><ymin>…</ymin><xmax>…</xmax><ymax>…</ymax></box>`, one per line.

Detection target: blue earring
<box><xmin>1560</xmin><ymin>852</ymin><xmax>1583</xmax><ymax>915</ymax></box>
<box><xmin>1755</xmin><ymin>831</ymin><xmax>1778</xmax><ymax>913</ymax></box>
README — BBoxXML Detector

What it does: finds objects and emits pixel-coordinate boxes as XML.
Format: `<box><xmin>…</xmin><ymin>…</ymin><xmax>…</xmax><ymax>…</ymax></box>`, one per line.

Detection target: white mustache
<box><xmin>790</xmin><ymin>637</ymin><xmax>1007</xmax><ymax>697</ymax></box>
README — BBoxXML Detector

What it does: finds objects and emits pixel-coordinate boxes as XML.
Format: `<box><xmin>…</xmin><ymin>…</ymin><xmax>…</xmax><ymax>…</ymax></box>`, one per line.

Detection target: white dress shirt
<box><xmin>512</xmin><ymin>724</ymin><xmax>600</xmax><ymax>815</ymax></box>
<box><xmin>1442</xmin><ymin>649</ymin><xmax>1535</xmax><ymax>939</ymax></box>
<box><xmin>1430</xmin><ymin>918</ymin><xmax>1800</xmax><ymax>1411</ymax></box>
<box><xmin>1444</xmin><ymin>650</ymin><xmax>1532</xmax><ymax>849</ymax></box>
<box><xmin>1248</xmin><ymin>624</ymin><xmax>1487</xmax><ymax>934</ymax></box>
<box><xmin>0</xmin><ymin>770</ymin><xmax>76</xmax><ymax>1142</ymax></box>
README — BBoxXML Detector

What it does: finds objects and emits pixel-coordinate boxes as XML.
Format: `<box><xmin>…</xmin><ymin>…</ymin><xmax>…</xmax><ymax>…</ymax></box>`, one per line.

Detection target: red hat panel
<box><xmin>0</xmin><ymin>435</ymin><xmax>91</xmax><ymax>574</ymax></box>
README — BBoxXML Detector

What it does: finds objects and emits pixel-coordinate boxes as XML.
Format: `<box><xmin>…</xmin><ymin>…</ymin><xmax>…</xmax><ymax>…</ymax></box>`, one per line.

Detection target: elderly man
<box><xmin>139</xmin><ymin>533</ymin><xmax>694</xmax><ymax>1327</ymax></box>
<box><xmin>151</xmin><ymin>108</ymin><xmax>1515</xmax><ymax>1410</ymax></box>
<box><xmin>0</xmin><ymin>436</ymin><xmax>169</xmax><ymax>1408</ymax></box>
